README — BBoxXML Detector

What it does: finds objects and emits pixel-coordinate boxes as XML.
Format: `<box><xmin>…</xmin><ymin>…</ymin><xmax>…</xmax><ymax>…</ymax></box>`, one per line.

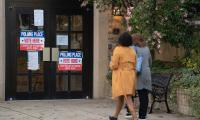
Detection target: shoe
<box><xmin>109</xmin><ymin>116</ymin><xmax>118</xmax><ymax>120</ymax></box>
<box><xmin>138</xmin><ymin>116</ymin><xmax>147</xmax><ymax>120</ymax></box>
<box><xmin>125</xmin><ymin>112</ymin><xmax>132</xmax><ymax>119</ymax></box>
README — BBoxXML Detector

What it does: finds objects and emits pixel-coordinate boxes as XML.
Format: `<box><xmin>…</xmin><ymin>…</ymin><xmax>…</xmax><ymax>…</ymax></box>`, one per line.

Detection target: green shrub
<box><xmin>151</xmin><ymin>60</ymin><xmax>178</xmax><ymax>74</ymax></box>
<box><xmin>170</xmin><ymin>68</ymin><xmax>200</xmax><ymax>118</ymax></box>
<box><xmin>106</xmin><ymin>70</ymin><xmax>112</xmax><ymax>85</ymax></box>
<box><xmin>190</xmin><ymin>87</ymin><xmax>200</xmax><ymax>118</ymax></box>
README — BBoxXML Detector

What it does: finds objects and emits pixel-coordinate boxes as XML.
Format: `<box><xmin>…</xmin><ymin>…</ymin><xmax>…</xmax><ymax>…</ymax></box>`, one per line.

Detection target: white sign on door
<box><xmin>28</xmin><ymin>51</ymin><xmax>39</xmax><ymax>70</ymax></box>
<box><xmin>56</xmin><ymin>34</ymin><xmax>68</xmax><ymax>46</ymax></box>
<box><xmin>34</xmin><ymin>9</ymin><xmax>44</xmax><ymax>26</ymax></box>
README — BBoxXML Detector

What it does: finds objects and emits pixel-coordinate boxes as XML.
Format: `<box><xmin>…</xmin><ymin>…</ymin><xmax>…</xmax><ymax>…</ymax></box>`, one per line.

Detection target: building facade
<box><xmin>0</xmin><ymin>0</ymin><xmax>184</xmax><ymax>100</ymax></box>
<box><xmin>0</xmin><ymin>0</ymin><xmax>110</xmax><ymax>100</ymax></box>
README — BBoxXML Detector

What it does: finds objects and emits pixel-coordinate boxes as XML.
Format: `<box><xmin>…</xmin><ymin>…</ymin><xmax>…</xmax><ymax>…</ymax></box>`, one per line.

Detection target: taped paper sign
<box><xmin>56</xmin><ymin>34</ymin><xmax>68</xmax><ymax>46</ymax></box>
<box><xmin>34</xmin><ymin>9</ymin><xmax>44</xmax><ymax>26</ymax></box>
<box><xmin>28</xmin><ymin>51</ymin><xmax>39</xmax><ymax>70</ymax></box>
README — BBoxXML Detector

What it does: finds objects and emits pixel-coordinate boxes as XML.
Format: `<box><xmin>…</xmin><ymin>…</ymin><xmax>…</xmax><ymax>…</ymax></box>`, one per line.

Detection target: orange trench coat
<box><xmin>110</xmin><ymin>46</ymin><xmax>137</xmax><ymax>99</ymax></box>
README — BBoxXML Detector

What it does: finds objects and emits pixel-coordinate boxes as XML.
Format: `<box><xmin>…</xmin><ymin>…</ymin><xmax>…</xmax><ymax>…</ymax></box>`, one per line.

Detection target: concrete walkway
<box><xmin>0</xmin><ymin>99</ymin><xmax>198</xmax><ymax>120</ymax></box>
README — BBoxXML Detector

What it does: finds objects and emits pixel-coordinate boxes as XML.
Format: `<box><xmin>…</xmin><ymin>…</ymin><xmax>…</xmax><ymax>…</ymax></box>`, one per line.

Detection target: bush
<box><xmin>190</xmin><ymin>87</ymin><xmax>200</xmax><ymax>118</ymax></box>
<box><xmin>106</xmin><ymin>70</ymin><xmax>112</xmax><ymax>85</ymax></box>
<box><xmin>170</xmin><ymin>68</ymin><xmax>200</xmax><ymax>118</ymax></box>
<box><xmin>152</xmin><ymin>64</ymin><xmax>200</xmax><ymax>118</ymax></box>
<box><xmin>151</xmin><ymin>60</ymin><xmax>178</xmax><ymax>74</ymax></box>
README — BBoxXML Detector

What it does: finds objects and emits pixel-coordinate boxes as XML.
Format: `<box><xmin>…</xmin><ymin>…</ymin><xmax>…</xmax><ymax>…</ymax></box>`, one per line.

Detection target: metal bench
<box><xmin>149</xmin><ymin>73</ymin><xmax>173</xmax><ymax>113</ymax></box>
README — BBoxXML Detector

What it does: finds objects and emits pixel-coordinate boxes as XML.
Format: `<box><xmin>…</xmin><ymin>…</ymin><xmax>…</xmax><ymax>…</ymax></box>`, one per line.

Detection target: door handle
<box><xmin>52</xmin><ymin>48</ymin><xmax>59</xmax><ymax>62</ymax></box>
<box><xmin>43</xmin><ymin>47</ymin><xmax>50</xmax><ymax>61</ymax></box>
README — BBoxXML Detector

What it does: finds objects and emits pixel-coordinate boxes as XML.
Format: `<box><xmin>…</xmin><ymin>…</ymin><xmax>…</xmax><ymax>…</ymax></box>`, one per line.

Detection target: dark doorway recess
<box><xmin>5</xmin><ymin>0</ymin><xmax>93</xmax><ymax>100</ymax></box>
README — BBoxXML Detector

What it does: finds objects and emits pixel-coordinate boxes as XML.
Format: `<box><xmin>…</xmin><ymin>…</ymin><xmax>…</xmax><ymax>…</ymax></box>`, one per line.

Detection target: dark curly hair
<box><xmin>118</xmin><ymin>32</ymin><xmax>133</xmax><ymax>47</ymax></box>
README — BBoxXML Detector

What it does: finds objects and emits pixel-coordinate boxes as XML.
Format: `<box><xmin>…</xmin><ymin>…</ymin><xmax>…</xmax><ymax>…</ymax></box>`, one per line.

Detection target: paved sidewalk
<box><xmin>0</xmin><ymin>99</ymin><xmax>198</xmax><ymax>120</ymax></box>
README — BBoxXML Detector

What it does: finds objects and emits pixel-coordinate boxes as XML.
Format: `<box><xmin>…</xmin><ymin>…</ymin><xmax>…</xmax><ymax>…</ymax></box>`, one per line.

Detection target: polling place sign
<box><xmin>58</xmin><ymin>51</ymin><xmax>83</xmax><ymax>71</ymax></box>
<box><xmin>20</xmin><ymin>31</ymin><xmax>45</xmax><ymax>51</ymax></box>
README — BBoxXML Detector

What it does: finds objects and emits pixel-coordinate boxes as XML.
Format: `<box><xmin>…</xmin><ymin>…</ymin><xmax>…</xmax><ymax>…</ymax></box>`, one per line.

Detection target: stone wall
<box><xmin>155</xmin><ymin>42</ymin><xmax>185</xmax><ymax>61</ymax></box>
<box><xmin>177</xmin><ymin>89</ymin><xmax>193</xmax><ymax>115</ymax></box>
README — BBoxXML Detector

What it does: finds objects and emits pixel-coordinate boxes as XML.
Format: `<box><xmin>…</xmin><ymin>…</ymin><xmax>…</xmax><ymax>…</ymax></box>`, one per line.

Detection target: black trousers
<box><xmin>138</xmin><ymin>89</ymin><xmax>149</xmax><ymax>119</ymax></box>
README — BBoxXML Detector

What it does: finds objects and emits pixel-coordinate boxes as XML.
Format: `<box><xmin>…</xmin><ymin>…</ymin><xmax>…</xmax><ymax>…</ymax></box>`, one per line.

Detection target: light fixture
<box><xmin>112</xmin><ymin>6</ymin><xmax>122</xmax><ymax>16</ymax></box>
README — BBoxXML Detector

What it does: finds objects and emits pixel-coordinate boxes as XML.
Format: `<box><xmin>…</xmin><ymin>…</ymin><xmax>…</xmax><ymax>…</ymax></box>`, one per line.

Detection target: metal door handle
<box><xmin>43</xmin><ymin>47</ymin><xmax>50</xmax><ymax>61</ymax></box>
<box><xmin>52</xmin><ymin>48</ymin><xmax>59</xmax><ymax>62</ymax></box>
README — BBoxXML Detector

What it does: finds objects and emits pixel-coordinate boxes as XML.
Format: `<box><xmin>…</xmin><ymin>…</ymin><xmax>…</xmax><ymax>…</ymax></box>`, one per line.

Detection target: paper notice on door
<box><xmin>56</xmin><ymin>34</ymin><xmax>68</xmax><ymax>46</ymax></box>
<box><xmin>28</xmin><ymin>51</ymin><xmax>40</xmax><ymax>70</ymax></box>
<box><xmin>34</xmin><ymin>9</ymin><xmax>44</xmax><ymax>26</ymax></box>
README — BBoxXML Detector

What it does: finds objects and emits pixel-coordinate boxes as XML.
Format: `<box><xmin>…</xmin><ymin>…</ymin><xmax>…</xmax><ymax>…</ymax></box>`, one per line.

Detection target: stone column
<box><xmin>93</xmin><ymin>5</ymin><xmax>109</xmax><ymax>98</ymax></box>
<box><xmin>0</xmin><ymin>0</ymin><xmax>5</xmax><ymax>100</ymax></box>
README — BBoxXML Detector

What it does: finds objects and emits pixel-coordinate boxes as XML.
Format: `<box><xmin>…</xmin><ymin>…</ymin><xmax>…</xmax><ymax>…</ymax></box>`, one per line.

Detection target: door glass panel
<box><xmin>17</xmin><ymin>14</ymin><xmax>34</xmax><ymax>73</ymax></box>
<box><xmin>71</xmin><ymin>15</ymin><xmax>83</xmax><ymax>31</ymax></box>
<box><xmin>58</xmin><ymin>44</ymin><xmax>69</xmax><ymax>49</ymax></box>
<box><xmin>17</xmin><ymin>14</ymin><xmax>43</xmax><ymax>30</ymax></box>
<box><xmin>71</xmin><ymin>33</ymin><xmax>83</xmax><ymax>49</ymax></box>
<box><xmin>56</xmin><ymin>75</ymin><xmax>68</xmax><ymax>91</ymax></box>
<box><xmin>18</xmin><ymin>14</ymin><xmax>34</xmax><ymax>30</ymax></box>
<box><xmin>56</xmin><ymin>15</ymin><xmax>69</xmax><ymax>50</ymax></box>
<box><xmin>70</xmin><ymin>75</ymin><xmax>82</xmax><ymax>91</ymax></box>
<box><xmin>17</xmin><ymin>52</ymin><xmax>28</xmax><ymax>73</ymax></box>
<box><xmin>17</xmin><ymin>49</ymin><xmax>44</xmax><ymax>73</ymax></box>
<box><xmin>17</xmin><ymin>13</ymin><xmax>44</xmax><ymax>73</ymax></box>
<box><xmin>32</xmin><ymin>76</ymin><xmax>44</xmax><ymax>92</ymax></box>
<box><xmin>16</xmin><ymin>13</ymin><xmax>45</xmax><ymax>94</ymax></box>
<box><xmin>17</xmin><ymin>76</ymin><xmax>28</xmax><ymax>92</ymax></box>
<box><xmin>32</xmin><ymin>53</ymin><xmax>44</xmax><ymax>73</ymax></box>
<box><xmin>55</xmin><ymin>14</ymin><xmax>84</xmax><ymax>95</ymax></box>
<box><xmin>56</xmin><ymin>15</ymin><xmax>68</xmax><ymax>31</ymax></box>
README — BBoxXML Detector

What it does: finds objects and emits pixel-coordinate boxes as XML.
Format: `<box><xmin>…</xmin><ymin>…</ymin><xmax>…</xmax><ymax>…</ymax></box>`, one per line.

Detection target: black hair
<box><xmin>118</xmin><ymin>32</ymin><xmax>133</xmax><ymax>47</ymax></box>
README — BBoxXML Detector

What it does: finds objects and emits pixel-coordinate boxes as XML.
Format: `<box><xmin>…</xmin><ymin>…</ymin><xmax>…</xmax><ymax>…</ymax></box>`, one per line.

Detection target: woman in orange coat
<box><xmin>109</xmin><ymin>32</ymin><xmax>137</xmax><ymax>120</ymax></box>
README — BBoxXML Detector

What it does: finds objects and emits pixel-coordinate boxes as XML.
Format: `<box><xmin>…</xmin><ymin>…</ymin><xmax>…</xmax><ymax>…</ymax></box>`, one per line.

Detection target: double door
<box><xmin>6</xmin><ymin>4</ymin><xmax>93</xmax><ymax>100</ymax></box>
